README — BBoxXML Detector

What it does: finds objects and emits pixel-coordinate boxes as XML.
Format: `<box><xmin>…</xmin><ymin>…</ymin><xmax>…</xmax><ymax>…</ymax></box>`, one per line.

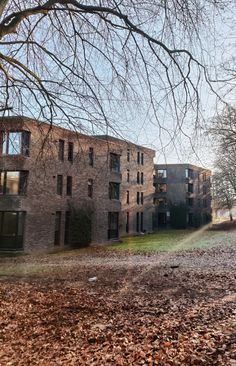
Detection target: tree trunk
<box><xmin>229</xmin><ymin>212</ymin><xmax>233</xmax><ymax>221</ymax></box>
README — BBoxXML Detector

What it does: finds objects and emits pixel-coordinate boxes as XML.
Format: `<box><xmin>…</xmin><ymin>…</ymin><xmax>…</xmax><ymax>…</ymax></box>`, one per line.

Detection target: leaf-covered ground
<box><xmin>0</xmin><ymin>230</ymin><xmax>236</xmax><ymax>365</ymax></box>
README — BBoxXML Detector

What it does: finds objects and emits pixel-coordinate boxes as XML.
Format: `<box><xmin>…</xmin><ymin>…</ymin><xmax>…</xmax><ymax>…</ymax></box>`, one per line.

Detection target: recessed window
<box><xmin>68</xmin><ymin>142</ymin><xmax>73</xmax><ymax>162</ymax></box>
<box><xmin>110</xmin><ymin>153</ymin><xmax>120</xmax><ymax>172</ymax></box>
<box><xmin>0</xmin><ymin>171</ymin><xmax>28</xmax><ymax>195</ymax></box>
<box><xmin>203</xmin><ymin>172</ymin><xmax>207</xmax><ymax>182</ymax></box>
<box><xmin>137</xmin><ymin>171</ymin><xmax>140</xmax><ymax>184</ymax></box>
<box><xmin>141</xmin><ymin>172</ymin><xmax>144</xmax><ymax>185</ymax></box>
<box><xmin>141</xmin><ymin>153</ymin><xmax>144</xmax><ymax>165</ymax></box>
<box><xmin>126</xmin><ymin>190</ymin><xmax>129</xmax><ymax>204</ymax></box>
<box><xmin>187</xmin><ymin>197</ymin><xmax>194</xmax><ymax>207</ymax></box>
<box><xmin>88</xmin><ymin>179</ymin><xmax>93</xmax><ymax>198</ymax></box>
<box><xmin>109</xmin><ymin>182</ymin><xmax>120</xmax><ymax>200</ymax></box>
<box><xmin>136</xmin><ymin>212</ymin><xmax>140</xmax><ymax>232</ymax></box>
<box><xmin>185</xmin><ymin>168</ymin><xmax>193</xmax><ymax>179</ymax></box>
<box><xmin>57</xmin><ymin>175</ymin><xmax>63</xmax><ymax>195</ymax></box>
<box><xmin>64</xmin><ymin>211</ymin><xmax>71</xmax><ymax>245</ymax></box>
<box><xmin>1</xmin><ymin>131</ymin><xmax>30</xmax><ymax>156</ymax></box>
<box><xmin>157</xmin><ymin>183</ymin><xmax>167</xmax><ymax>193</ymax></box>
<box><xmin>137</xmin><ymin>151</ymin><xmax>140</xmax><ymax>164</ymax></box>
<box><xmin>137</xmin><ymin>191</ymin><xmax>140</xmax><ymax>204</ymax></box>
<box><xmin>141</xmin><ymin>192</ymin><xmax>144</xmax><ymax>205</ymax></box>
<box><xmin>89</xmin><ymin>147</ymin><xmax>94</xmax><ymax>167</ymax></box>
<box><xmin>127</xmin><ymin>169</ymin><xmax>130</xmax><ymax>183</ymax></box>
<box><xmin>203</xmin><ymin>198</ymin><xmax>207</xmax><ymax>208</ymax></box>
<box><xmin>0</xmin><ymin>211</ymin><xmax>25</xmax><ymax>250</ymax></box>
<box><xmin>58</xmin><ymin>140</ymin><xmax>64</xmax><ymax>161</ymax></box>
<box><xmin>157</xmin><ymin>169</ymin><xmax>167</xmax><ymax>178</ymax></box>
<box><xmin>186</xmin><ymin>183</ymin><xmax>193</xmax><ymax>193</ymax></box>
<box><xmin>126</xmin><ymin>212</ymin><xmax>129</xmax><ymax>233</ymax></box>
<box><xmin>203</xmin><ymin>185</ymin><xmax>207</xmax><ymax>195</ymax></box>
<box><xmin>54</xmin><ymin>211</ymin><xmax>61</xmax><ymax>246</ymax></box>
<box><xmin>153</xmin><ymin>197</ymin><xmax>167</xmax><ymax>207</ymax></box>
<box><xmin>66</xmin><ymin>176</ymin><xmax>72</xmax><ymax>196</ymax></box>
<box><xmin>127</xmin><ymin>149</ymin><xmax>130</xmax><ymax>162</ymax></box>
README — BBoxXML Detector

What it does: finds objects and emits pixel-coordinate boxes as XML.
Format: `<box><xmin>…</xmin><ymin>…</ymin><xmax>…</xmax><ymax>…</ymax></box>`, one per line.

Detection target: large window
<box><xmin>156</xmin><ymin>183</ymin><xmax>167</xmax><ymax>193</ymax></box>
<box><xmin>108</xmin><ymin>212</ymin><xmax>119</xmax><ymax>239</ymax></box>
<box><xmin>185</xmin><ymin>168</ymin><xmax>193</xmax><ymax>179</ymax></box>
<box><xmin>109</xmin><ymin>182</ymin><xmax>120</xmax><ymax>200</ymax></box>
<box><xmin>157</xmin><ymin>169</ymin><xmax>167</xmax><ymax>178</ymax></box>
<box><xmin>110</xmin><ymin>153</ymin><xmax>120</xmax><ymax>172</ymax></box>
<box><xmin>0</xmin><ymin>211</ymin><xmax>25</xmax><ymax>250</ymax></box>
<box><xmin>1</xmin><ymin>131</ymin><xmax>30</xmax><ymax>156</ymax></box>
<box><xmin>0</xmin><ymin>171</ymin><xmax>28</xmax><ymax>195</ymax></box>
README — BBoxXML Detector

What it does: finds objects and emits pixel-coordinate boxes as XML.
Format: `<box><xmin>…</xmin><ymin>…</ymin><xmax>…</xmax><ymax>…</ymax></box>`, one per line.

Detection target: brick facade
<box><xmin>0</xmin><ymin>117</ymin><xmax>155</xmax><ymax>252</ymax></box>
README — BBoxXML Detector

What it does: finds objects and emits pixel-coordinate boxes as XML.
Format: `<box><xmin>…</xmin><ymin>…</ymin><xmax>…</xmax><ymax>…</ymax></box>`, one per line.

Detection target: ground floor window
<box><xmin>108</xmin><ymin>212</ymin><xmax>119</xmax><ymax>239</ymax></box>
<box><xmin>126</xmin><ymin>212</ymin><xmax>129</xmax><ymax>233</ymax></box>
<box><xmin>64</xmin><ymin>211</ymin><xmax>70</xmax><ymax>245</ymax></box>
<box><xmin>54</xmin><ymin>211</ymin><xmax>61</xmax><ymax>246</ymax></box>
<box><xmin>0</xmin><ymin>211</ymin><xmax>25</xmax><ymax>250</ymax></box>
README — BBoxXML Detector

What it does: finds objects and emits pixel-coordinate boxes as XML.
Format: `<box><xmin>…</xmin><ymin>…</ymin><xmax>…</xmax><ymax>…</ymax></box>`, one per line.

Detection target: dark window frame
<box><xmin>89</xmin><ymin>147</ymin><xmax>94</xmax><ymax>167</ymax></box>
<box><xmin>66</xmin><ymin>176</ymin><xmax>72</xmax><ymax>196</ymax></box>
<box><xmin>57</xmin><ymin>175</ymin><xmax>63</xmax><ymax>195</ymax></box>
<box><xmin>68</xmin><ymin>142</ymin><xmax>74</xmax><ymax>162</ymax></box>
<box><xmin>109</xmin><ymin>182</ymin><xmax>120</xmax><ymax>200</ymax></box>
<box><xmin>58</xmin><ymin>139</ymin><xmax>65</xmax><ymax>161</ymax></box>
<box><xmin>88</xmin><ymin>178</ymin><xmax>93</xmax><ymax>198</ymax></box>
<box><xmin>0</xmin><ymin>130</ymin><xmax>30</xmax><ymax>156</ymax></box>
<box><xmin>126</xmin><ymin>190</ymin><xmax>130</xmax><ymax>204</ymax></box>
<box><xmin>0</xmin><ymin>170</ymin><xmax>28</xmax><ymax>195</ymax></box>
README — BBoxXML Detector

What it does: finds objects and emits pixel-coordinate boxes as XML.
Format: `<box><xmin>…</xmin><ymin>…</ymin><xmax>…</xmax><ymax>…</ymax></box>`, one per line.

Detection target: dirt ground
<box><xmin>0</xmin><ymin>231</ymin><xmax>236</xmax><ymax>365</ymax></box>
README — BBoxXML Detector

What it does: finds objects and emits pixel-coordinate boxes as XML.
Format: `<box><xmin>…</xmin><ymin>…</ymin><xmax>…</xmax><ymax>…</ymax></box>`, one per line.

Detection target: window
<box><xmin>109</xmin><ymin>182</ymin><xmax>120</xmax><ymax>200</ymax></box>
<box><xmin>187</xmin><ymin>183</ymin><xmax>193</xmax><ymax>193</ymax></box>
<box><xmin>54</xmin><ymin>211</ymin><xmax>61</xmax><ymax>246</ymax></box>
<box><xmin>89</xmin><ymin>147</ymin><xmax>94</xmax><ymax>166</ymax></box>
<box><xmin>203</xmin><ymin>198</ymin><xmax>207</xmax><ymax>208</ymax></box>
<box><xmin>110</xmin><ymin>153</ymin><xmax>120</xmax><ymax>172</ymax></box>
<box><xmin>126</xmin><ymin>190</ymin><xmax>129</xmax><ymax>204</ymax></box>
<box><xmin>58</xmin><ymin>139</ymin><xmax>64</xmax><ymax>161</ymax></box>
<box><xmin>88</xmin><ymin>179</ymin><xmax>93</xmax><ymax>198</ymax></box>
<box><xmin>137</xmin><ymin>151</ymin><xmax>140</xmax><ymax>164</ymax></box>
<box><xmin>198</xmin><ymin>198</ymin><xmax>201</xmax><ymax>208</ymax></box>
<box><xmin>0</xmin><ymin>171</ymin><xmax>28</xmax><ymax>195</ymax></box>
<box><xmin>68</xmin><ymin>142</ymin><xmax>73</xmax><ymax>162</ymax></box>
<box><xmin>157</xmin><ymin>169</ymin><xmax>167</xmax><ymax>178</ymax></box>
<box><xmin>137</xmin><ymin>191</ymin><xmax>140</xmax><ymax>204</ymax></box>
<box><xmin>185</xmin><ymin>168</ymin><xmax>193</xmax><ymax>179</ymax></box>
<box><xmin>203</xmin><ymin>172</ymin><xmax>207</xmax><ymax>182</ymax></box>
<box><xmin>0</xmin><ymin>211</ymin><xmax>25</xmax><ymax>250</ymax></box>
<box><xmin>126</xmin><ymin>212</ymin><xmax>129</xmax><ymax>233</ymax></box>
<box><xmin>137</xmin><ymin>171</ymin><xmax>140</xmax><ymax>184</ymax></box>
<box><xmin>1</xmin><ymin>131</ymin><xmax>30</xmax><ymax>156</ymax></box>
<box><xmin>140</xmin><ymin>212</ymin><xmax>144</xmax><ymax>231</ymax></box>
<box><xmin>127</xmin><ymin>169</ymin><xmax>130</xmax><ymax>182</ymax></box>
<box><xmin>127</xmin><ymin>149</ymin><xmax>130</xmax><ymax>162</ymax></box>
<box><xmin>66</xmin><ymin>176</ymin><xmax>72</xmax><ymax>196</ymax></box>
<box><xmin>203</xmin><ymin>185</ymin><xmax>207</xmax><ymax>195</ymax></box>
<box><xmin>157</xmin><ymin>183</ymin><xmax>167</xmax><ymax>193</ymax></box>
<box><xmin>153</xmin><ymin>197</ymin><xmax>167</xmax><ymax>207</ymax></box>
<box><xmin>141</xmin><ymin>172</ymin><xmax>144</xmax><ymax>185</ymax></box>
<box><xmin>136</xmin><ymin>212</ymin><xmax>140</xmax><ymax>232</ymax></box>
<box><xmin>141</xmin><ymin>153</ymin><xmax>144</xmax><ymax>165</ymax></box>
<box><xmin>57</xmin><ymin>175</ymin><xmax>63</xmax><ymax>195</ymax></box>
<box><xmin>141</xmin><ymin>192</ymin><xmax>144</xmax><ymax>205</ymax></box>
<box><xmin>64</xmin><ymin>211</ymin><xmax>70</xmax><ymax>245</ymax></box>
<box><xmin>108</xmin><ymin>212</ymin><xmax>119</xmax><ymax>239</ymax></box>
<box><xmin>187</xmin><ymin>197</ymin><xmax>194</xmax><ymax>207</ymax></box>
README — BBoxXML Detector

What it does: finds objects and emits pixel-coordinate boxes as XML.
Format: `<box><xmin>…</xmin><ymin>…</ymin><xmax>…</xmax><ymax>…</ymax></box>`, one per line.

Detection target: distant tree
<box><xmin>212</xmin><ymin>171</ymin><xmax>236</xmax><ymax>221</ymax></box>
<box><xmin>0</xmin><ymin>0</ymin><xmax>232</xmax><ymax>137</ymax></box>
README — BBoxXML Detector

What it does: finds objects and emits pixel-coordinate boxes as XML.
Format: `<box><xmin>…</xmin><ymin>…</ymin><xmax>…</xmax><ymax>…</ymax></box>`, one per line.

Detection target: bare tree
<box><xmin>212</xmin><ymin>171</ymin><xmax>236</xmax><ymax>221</ymax></box>
<box><xmin>0</xmin><ymin>0</ymin><xmax>232</xmax><ymax>137</ymax></box>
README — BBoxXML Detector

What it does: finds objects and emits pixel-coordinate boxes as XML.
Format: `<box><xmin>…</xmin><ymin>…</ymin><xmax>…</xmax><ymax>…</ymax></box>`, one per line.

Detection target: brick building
<box><xmin>153</xmin><ymin>164</ymin><xmax>212</xmax><ymax>228</ymax></box>
<box><xmin>0</xmin><ymin>117</ymin><xmax>155</xmax><ymax>252</ymax></box>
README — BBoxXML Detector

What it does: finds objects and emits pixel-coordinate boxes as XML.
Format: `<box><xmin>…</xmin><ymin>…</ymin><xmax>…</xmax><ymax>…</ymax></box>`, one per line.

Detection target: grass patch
<box><xmin>108</xmin><ymin>229</ymin><xmax>227</xmax><ymax>252</ymax></box>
